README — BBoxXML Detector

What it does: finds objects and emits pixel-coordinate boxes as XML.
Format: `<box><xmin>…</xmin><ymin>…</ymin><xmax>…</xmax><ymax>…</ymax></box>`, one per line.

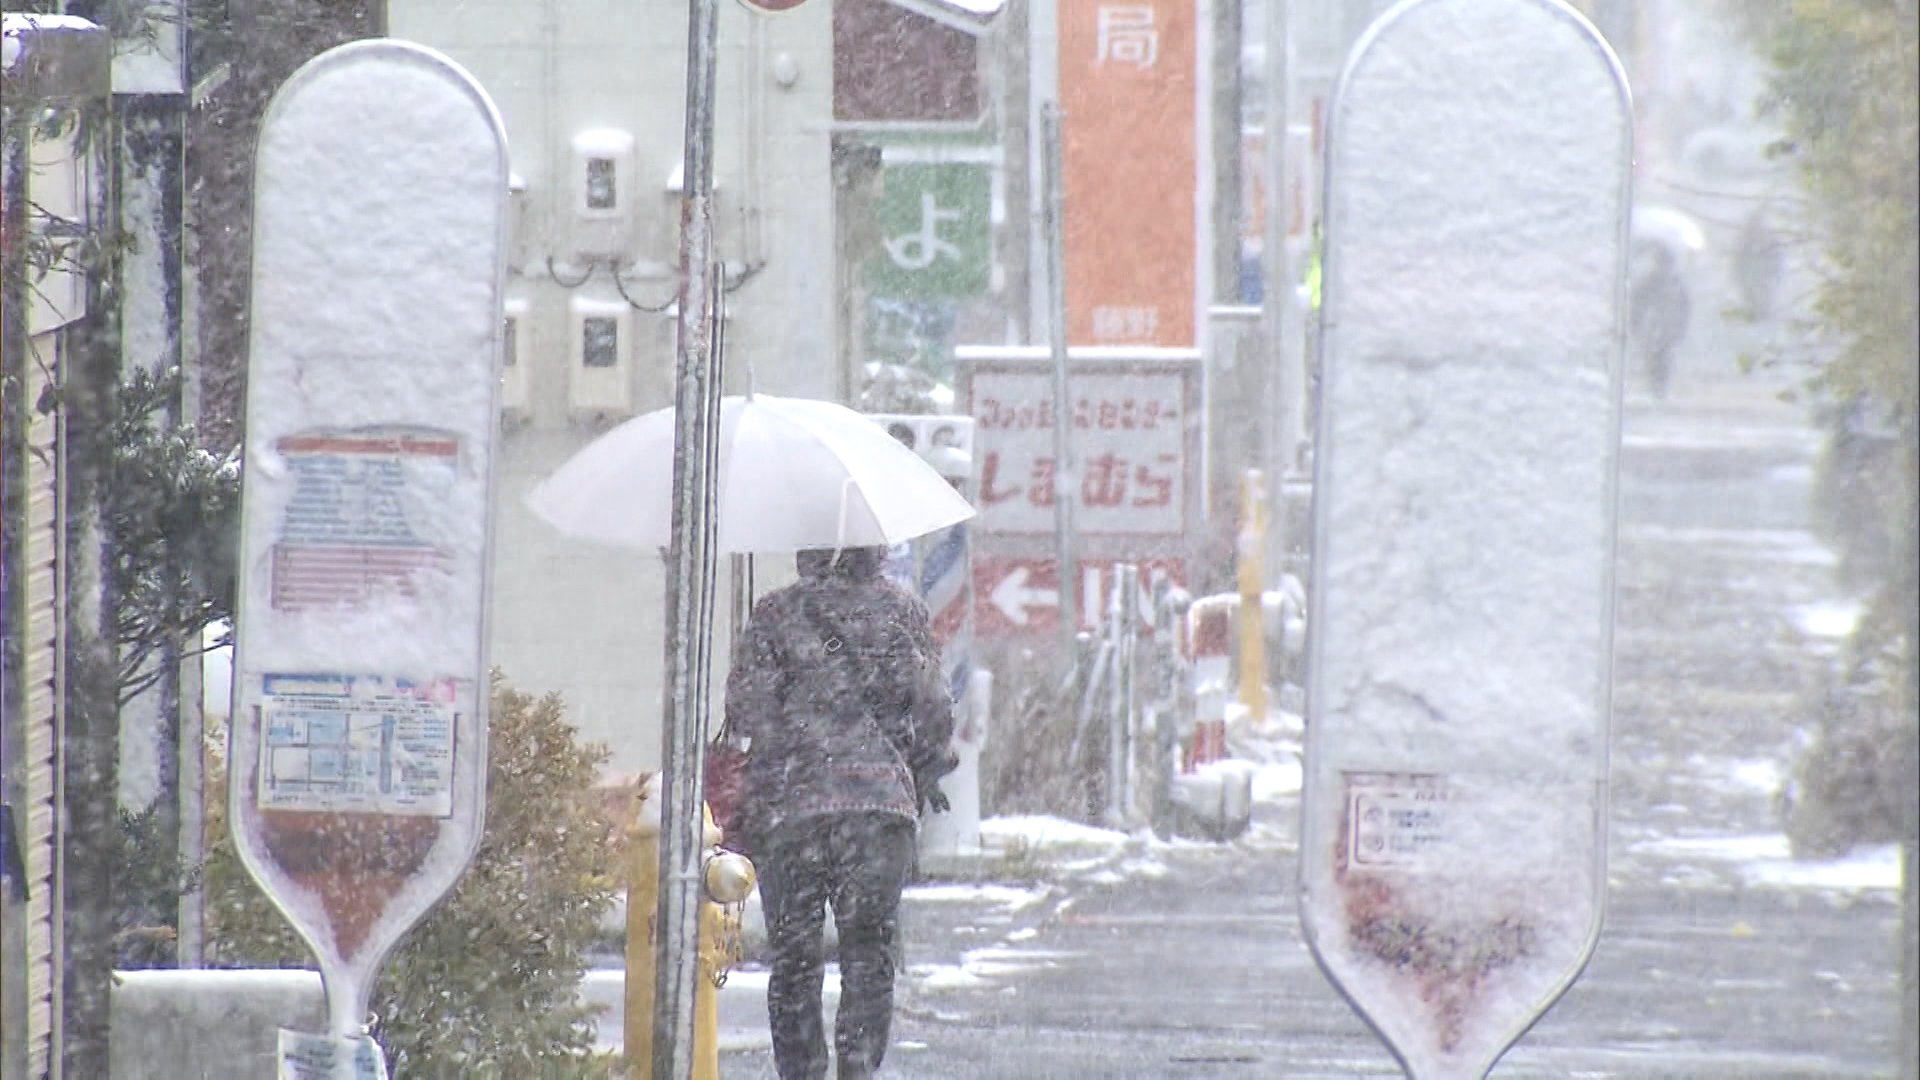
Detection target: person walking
<box><xmin>1629</xmin><ymin>242</ymin><xmax>1691</xmax><ymax>399</ymax></box>
<box><xmin>725</xmin><ymin>545</ymin><xmax>957</xmax><ymax>1080</ymax></box>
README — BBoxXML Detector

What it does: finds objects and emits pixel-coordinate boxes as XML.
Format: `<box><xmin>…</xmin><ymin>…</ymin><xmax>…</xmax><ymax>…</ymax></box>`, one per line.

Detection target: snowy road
<box><xmin>685</xmin><ymin>375</ymin><xmax>1905</xmax><ymax>1077</ymax></box>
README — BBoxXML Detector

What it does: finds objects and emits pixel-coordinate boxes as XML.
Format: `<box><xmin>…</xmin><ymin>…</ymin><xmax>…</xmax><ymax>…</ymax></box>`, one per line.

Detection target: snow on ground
<box><xmin>1628</xmin><ymin>833</ymin><xmax>1901</xmax><ymax>893</ymax></box>
<box><xmin>911</xmin><ymin>944</ymin><xmax>1078</xmax><ymax>993</ymax></box>
<box><xmin>1251</xmin><ymin>757</ymin><xmax>1304</xmax><ymax>802</ymax></box>
<box><xmin>904</xmin><ymin>882</ymin><xmax>1051</xmax><ymax>911</ymax></box>
<box><xmin>980</xmin><ymin>815</ymin><xmax>1131</xmax><ymax>854</ymax></box>
<box><xmin>1234</xmin><ymin>704</ymin><xmax>1305</xmax><ymax>803</ymax></box>
<box><xmin>1727</xmin><ymin>757</ymin><xmax>1784</xmax><ymax>795</ymax></box>
<box><xmin>1623</xmin><ymin>525</ymin><xmax>1840</xmax><ymax>566</ymax></box>
<box><xmin>1790</xmin><ymin>598</ymin><xmax>1865</xmax><ymax>640</ymax></box>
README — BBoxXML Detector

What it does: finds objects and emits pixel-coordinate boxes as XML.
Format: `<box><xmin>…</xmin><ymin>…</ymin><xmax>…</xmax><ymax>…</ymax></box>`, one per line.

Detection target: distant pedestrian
<box><xmin>1629</xmin><ymin>243</ymin><xmax>1691</xmax><ymax>399</ymax></box>
<box><xmin>1733</xmin><ymin>206</ymin><xmax>1784</xmax><ymax>319</ymax></box>
<box><xmin>726</xmin><ymin>545</ymin><xmax>958</xmax><ymax>1080</ymax></box>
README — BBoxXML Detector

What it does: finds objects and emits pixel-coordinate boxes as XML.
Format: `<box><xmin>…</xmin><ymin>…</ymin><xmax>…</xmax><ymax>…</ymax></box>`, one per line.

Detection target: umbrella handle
<box><xmin>832</xmin><ymin>476</ymin><xmax>857</xmax><ymax>560</ymax></box>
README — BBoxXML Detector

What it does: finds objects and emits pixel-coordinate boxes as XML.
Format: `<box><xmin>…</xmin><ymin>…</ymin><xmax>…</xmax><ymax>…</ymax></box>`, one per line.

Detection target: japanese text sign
<box><xmin>1057</xmin><ymin>0</ymin><xmax>1202</xmax><ymax>347</ymax></box>
<box><xmin>974</xmin><ymin>555</ymin><xmax>1184</xmax><ymax>636</ymax></box>
<box><xmin>865</xmin><ymin>161</ymin><xmax>992</xmax><ymax>299</ymax></box>
<box><xmin>958</xmin><ymin>348</ymin><xmax>1200</xmax><ymax>540</ymax></box>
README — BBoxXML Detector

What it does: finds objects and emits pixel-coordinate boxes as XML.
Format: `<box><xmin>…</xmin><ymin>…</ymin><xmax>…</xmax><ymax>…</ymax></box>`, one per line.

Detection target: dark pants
<box><xmin>756</xmin><ymin>812</ymin><xmax>916</xmax><ymax>1080</ymax></box>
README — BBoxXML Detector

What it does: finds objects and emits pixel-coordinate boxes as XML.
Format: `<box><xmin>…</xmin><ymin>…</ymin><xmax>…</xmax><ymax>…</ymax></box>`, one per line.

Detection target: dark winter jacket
<box><xmin>724</xmin><ymin>547</ymin><xmax>957</xmax><ymax>837</ymax></box>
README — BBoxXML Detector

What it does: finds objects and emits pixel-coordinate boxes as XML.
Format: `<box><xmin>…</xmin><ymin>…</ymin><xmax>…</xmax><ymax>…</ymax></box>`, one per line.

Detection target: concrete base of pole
<box><xmin>1166</xmin><ymin>761</ymin><xmax>1256</xmax><ymax>842</ymax></box>
<box><xmin>109</xmin><ymin>970</ymin><xmax>325</xmax><ymax>1079</ymax></box>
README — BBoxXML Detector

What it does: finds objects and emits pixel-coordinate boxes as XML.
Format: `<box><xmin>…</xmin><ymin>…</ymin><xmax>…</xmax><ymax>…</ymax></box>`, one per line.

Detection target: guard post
<box><xmin>625</xmin><ymin>782</ymin><xmax>753</xmax><ymax>1079</ymax></box>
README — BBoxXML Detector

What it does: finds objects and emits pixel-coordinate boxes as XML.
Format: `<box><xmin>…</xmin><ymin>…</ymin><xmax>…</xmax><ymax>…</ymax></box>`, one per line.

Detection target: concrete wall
<box><xmin>387</xmin><ymin>0</ymin><xmax>838</xmax><ymax>771</ymax></box>
<box><xmin>108</xmin><ymin>970</ymin><xmax>325</xmax><ymax>1080</ymax></box>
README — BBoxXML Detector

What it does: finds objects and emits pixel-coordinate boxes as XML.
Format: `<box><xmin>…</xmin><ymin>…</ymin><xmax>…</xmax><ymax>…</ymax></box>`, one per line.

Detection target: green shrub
<box><xmin>205</xmin><ymin>673</ymin><xmax>622</xmax><ymax>1077</ymax></box>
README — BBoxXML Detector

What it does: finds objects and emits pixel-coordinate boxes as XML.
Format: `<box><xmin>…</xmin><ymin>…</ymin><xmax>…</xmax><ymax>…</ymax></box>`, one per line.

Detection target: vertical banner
<box><xmin>228</xmin><ymin>40</ymin><xmax>508</xmax><ymax>1062</ymax></box>
<box><xmin>1299</xmin><ymin>1</ymin><xmax>1631</xmax><ymax>1078</ymax></box>
<box><xmin>1058</xmin><ymin>0</ymin><xmax>1203</xmax><ymax>347</ymax></box>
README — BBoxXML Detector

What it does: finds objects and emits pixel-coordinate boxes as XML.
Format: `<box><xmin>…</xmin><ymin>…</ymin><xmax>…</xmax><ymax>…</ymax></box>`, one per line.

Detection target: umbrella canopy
<box><xmin>1631</xmin><ymin>202</ymin><xmax>1707</xmax><ymax>255</ymax></box>
<box><xmin>526</xmin><ymin>394</ymin><xmax>976</xmax><ymax>554</ymax></box>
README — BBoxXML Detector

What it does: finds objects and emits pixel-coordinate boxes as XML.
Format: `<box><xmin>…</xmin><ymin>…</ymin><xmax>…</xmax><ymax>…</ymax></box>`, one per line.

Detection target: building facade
<box><xmin>387</xmin><ymin>0</ymin><xmax>839</xmax><ymax>770</ymax></box>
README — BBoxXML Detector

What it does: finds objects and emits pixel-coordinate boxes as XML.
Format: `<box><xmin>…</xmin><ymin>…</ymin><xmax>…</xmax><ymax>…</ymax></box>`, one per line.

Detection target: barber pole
<box><xmin>1186</xmin><ymin>597</ymin><xmax>1234</xmax><ymax>769</ymax></box>
<box><xmin>918</xmin><ymin>522</ymin><xmax>973</xmax><ymax>716</ymax></box>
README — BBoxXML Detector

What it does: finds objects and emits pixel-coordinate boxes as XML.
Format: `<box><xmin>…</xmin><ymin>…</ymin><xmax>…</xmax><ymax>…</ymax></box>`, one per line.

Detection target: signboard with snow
<box><xmin>957</xmin><ymin>346</ymin><xmax>1201</xmax><ymax>641</ymax></box>
<box><xmin>956</xmin><ymin>346</ymin><xmax>1201</xmax><ymax>540</ymax></box>
<box><xmin>227</xmin><ymin>40</ymin><xmax>508</xmax><ymax>1055</ymax></box>
<box><xmin>1298</xmin><ymin>2</ymin><xmax>1631</xmax><ymax>1078</ymax></box>
<box><xmin>974</xmin><ymin>555</ymin><xmax>1183</xmax><ymax>636</ymax></box>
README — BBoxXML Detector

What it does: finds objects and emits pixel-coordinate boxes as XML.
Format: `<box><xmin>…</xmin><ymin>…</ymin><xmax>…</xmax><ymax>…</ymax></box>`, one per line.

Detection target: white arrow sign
<box><xmin>990</xmin><ymin>565</ymin><xmax>1059</xmax><ymax>625</ymax></box>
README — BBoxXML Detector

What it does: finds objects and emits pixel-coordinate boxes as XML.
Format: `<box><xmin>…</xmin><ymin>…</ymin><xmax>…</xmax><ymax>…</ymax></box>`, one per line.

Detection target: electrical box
<box><xmin>501</xmin><ymin>297</ymin><xmax>531</xmax><ymax>422</ymax></box>
<box><xmin>567</xmin><ymin>296</ymin><xmax>633</xmax><ymax>420</ymax></box>
<box><xmin>507</xmin><ymin>172</ymin><xmax>531</xmax><ymax>271</ymax></box>
<box><xmin>570</xmin><ymin>129</ymin><xmax>636</xmax><ymax>259</ymax></box>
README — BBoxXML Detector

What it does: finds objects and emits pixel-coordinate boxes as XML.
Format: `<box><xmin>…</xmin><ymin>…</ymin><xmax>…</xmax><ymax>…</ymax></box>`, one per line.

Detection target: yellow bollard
<box><xmin>697</xmin><ymin>825</ymin><xmax>756</xmax><ymax>1080</ymax></box>
<box><xmin>626</xmin><ymin>780</ymin><xmax>755</xmax><ymax>1080</ymax></box>
<box><xmin>624</xmin><ymin>781</ymin><xmax>660</xmax><ymax>1077</ymax></box>
<box><xmin>1237</xmin><ymin>469</ymin><xmax>1269</xmax><ymax>728</ymax></box>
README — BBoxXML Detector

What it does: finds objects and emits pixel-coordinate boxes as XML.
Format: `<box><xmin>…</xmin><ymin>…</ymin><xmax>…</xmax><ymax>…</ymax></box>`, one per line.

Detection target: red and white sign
<box><xmin>960</xmin><ymin>350</ymin><xmax>1200</xmax><ymax>540</ymax></box>
<box><xmin>975</xmin><ymin>555</ymin><xmax>1184</xmax><ymax>636</ymax></box>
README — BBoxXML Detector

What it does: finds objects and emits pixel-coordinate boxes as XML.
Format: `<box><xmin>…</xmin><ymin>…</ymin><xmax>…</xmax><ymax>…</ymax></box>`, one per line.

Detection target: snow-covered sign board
<box><xmin>227</xmin><ymin>40</ymin><xmax>508</xmax><ymax>1067</ymax></box>
<box><xmin>956</xmin><ymin>345</ymin><xmax>1201</xmax><ymax>641</ymax></box>
<box><xmin>955</xmin><ymin>346</ymin><xmax>1201</xmax><ymax>541</ymax></box>
<box><xmin>1298</xmin><ymin>1</ymin><xmax>1630</xmax><ymax>1078</ymax></box>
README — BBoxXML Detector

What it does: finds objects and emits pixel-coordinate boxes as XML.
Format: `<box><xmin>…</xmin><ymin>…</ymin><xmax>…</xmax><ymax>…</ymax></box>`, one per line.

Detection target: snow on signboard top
<box><xmin>239</xmin><ymin>41</ymin><xmax>508</xmax><ymax>680</ymax></box>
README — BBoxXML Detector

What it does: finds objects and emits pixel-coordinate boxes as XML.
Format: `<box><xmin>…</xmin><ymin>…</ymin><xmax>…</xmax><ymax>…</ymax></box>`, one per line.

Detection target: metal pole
<box><xmin>1040</xmin><ymin>102</ymin><xmax>1078</xmax><ymax>656</ymax></box>
<box><xmin>655</xmin><ymin>0</ymin><xmax>724</xmax><ymax>1071</ymax></box>
<box><xmin>1114</xmin><ymin>563</ymin><xmax>1140</xmax><ymax>825</ymax></box>
<box><xmin>1212</xmin><ymin>0</ymin><xmax>1244</xmax><ymax>304</ymax></box>
<box><xmin>1260</xmin><ymin>0</ymin><xmax>1296</xmax><ymax>508</ymax></box>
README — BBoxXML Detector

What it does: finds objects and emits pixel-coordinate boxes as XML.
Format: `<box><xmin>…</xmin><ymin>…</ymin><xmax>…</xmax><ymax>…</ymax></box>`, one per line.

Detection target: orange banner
<box><xmin>1059</xmin><ymin>0</ymin><xmax>1199</xmax><ymax>347</ymax></box>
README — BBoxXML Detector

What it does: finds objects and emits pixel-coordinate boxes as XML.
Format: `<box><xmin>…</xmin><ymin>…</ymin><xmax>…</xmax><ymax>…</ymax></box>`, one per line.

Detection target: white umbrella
<box><xmin>526</xmin><ymin>394</ymin><xmax>976</xmax><ymax>553</ymax></box>
<box><xmin>1631</xmin><ymin>202</ymin><xmax>1708</xmax><ymax>255</ymax></box>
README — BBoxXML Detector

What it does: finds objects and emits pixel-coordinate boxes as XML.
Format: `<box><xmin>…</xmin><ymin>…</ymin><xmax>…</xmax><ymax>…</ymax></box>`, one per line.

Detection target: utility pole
<box><xmin>1001</xmin><ymin>0</ymin><xmax>1035</xmax><ymax>341</ymax></box>
<box><xmin>1260</xmin><ymin>0</ymin><xmax>1299</xmax><ymax>566</ymax></box>
<box><xmin>1039</xmin><ymin>103</ymin><xmax>1077</xmax><ymax>659</ymax></box>
<box><xmin>1212</xmin><ymin>0</ymin><xmax>1244</xmax><ymax>305</ymax></box>
<box><xmin>59</xmin><ymin>96</ymin><xmax>124</xmax><ymax>1080</ymax></box>
<box><xmin>655</xmin><ymin>0</ymin><xmax>725</xmax><ymax>1073</ymax></box>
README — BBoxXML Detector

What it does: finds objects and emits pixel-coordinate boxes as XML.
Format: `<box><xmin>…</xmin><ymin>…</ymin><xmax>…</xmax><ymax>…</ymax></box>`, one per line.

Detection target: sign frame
<box><xmin>956</xmin><ymin>345</ymin><xmax>1204</xmax><ymax>549</ymax></box>
<box><xmin>957</xmin><ymin>345</ymin><xmax>1201</xmax><ymax>642</ymax></box>
<box><xmin>227</xmin><ymin>39</ymin><xmax>509</xmax><ymax>1051</ymax></box>
<box><xmin>1296</xmin><ymin>0</ymin><xmax>1632</xmax><ymax>1077</ymax></box>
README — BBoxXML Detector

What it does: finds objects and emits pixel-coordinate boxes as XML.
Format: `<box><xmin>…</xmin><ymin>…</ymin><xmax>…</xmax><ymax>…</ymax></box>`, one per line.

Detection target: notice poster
<box><xmin>268</xmin><ymin>430</ymin><xmax>460</xmax><ymax>613</ymax></box>
<box><xmin>258</xmin><ymin>674</ymin><xmax>464</xmax><ymax>816</ymax></box>
<box><xmin>277</xmin><ymin>1028</ymin><xmax>388</xmax><ymax>1080</ymax></box>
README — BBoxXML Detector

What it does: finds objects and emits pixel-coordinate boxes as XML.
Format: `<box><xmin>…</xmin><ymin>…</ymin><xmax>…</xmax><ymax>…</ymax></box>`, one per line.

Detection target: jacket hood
<box><xmin>796</xmin><ymin>546</ymin><xmax>887</xmax><ymax>580</ymax></box>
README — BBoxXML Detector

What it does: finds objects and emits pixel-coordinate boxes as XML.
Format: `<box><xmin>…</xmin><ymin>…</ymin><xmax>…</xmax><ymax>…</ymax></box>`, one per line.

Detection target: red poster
<box><xmin>1059</xmin><ymin>0</ymin><xmax>1200</xmax><ymax>347</ymax></box>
